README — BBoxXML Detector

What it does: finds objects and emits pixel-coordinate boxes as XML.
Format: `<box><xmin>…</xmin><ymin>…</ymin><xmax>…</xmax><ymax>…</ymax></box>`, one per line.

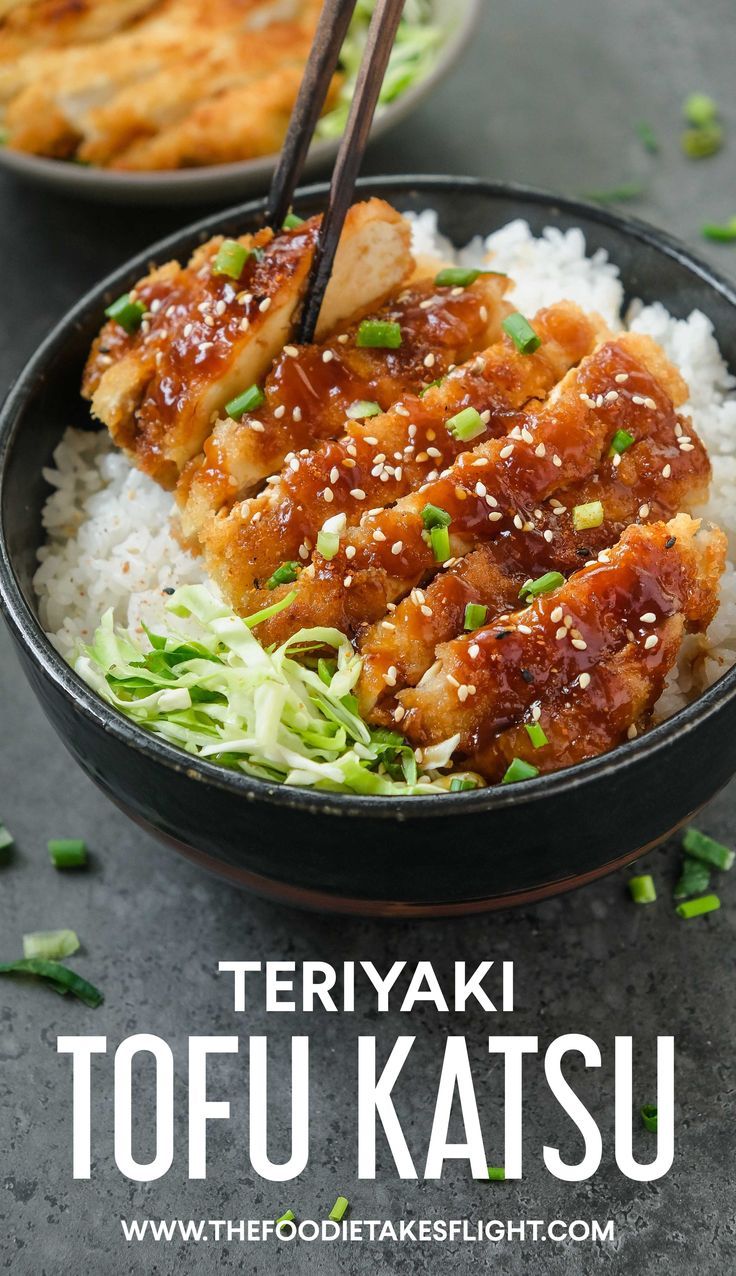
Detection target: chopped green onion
<box><xmin>610</xmin><ymin>428</ymin><xmax>635</xmax><ymax>455</ymax></box>
<box><xmin>446</xmin><ymin>406</ymin><xmax>485</xmax><ymax>442</ymax></box>
<box><xmin>0</xmin><ymin>959</ymin><xmax>103</xmax><ymax>1007</ymax></box>
<box><xmin>501</xmin><ymin>758</ymin><xmax>540</xmax><ymax>785</ymax></box>
<box><xmin>640</xmin><ymin>1104</ymin><xmax>658</xmax><ymax>1133</ymax></box>
<box><xmin>346</xmin><ymin>399</ymin><xmax>381</xmax><ymax>419</ymax></box>
<box><xmin>434</xmin><ymin>267</ymin><xmax>484</xmax><ymax>287</ymax></box>
<box><xmin>681</xmin><ymin>124</ymin><xmax>723</xmax><ymax>159</ymax></box>
<box><xmin>674</xmin><ymin>857</ymin><xmax>711</xmax><ymax>900</ymax></box>
<box><xmin>317</xmin><ymin>529</ymin><xmax>340</xmax><ymax>560</ymax></box>
<box><xmin>450</xmin><ymin>776</ymin><xmax>477</xmax><ymax>792</ymax></box>
<box><xmin>464</xmin><ymin>602</ymin><xmax>488</xmax><ymax>631</ymax></box>
<box><xmin>0</xmin><ymin>127</ymin><xmax>8</xmax><ymax>146</ymax></box>
<box><xmin>276</xmin><ymin>1210</ymin><xmax>295</xmax><ymax>1225</ymax></box>
<box><xmin>0</xmin><ymin>823</ymin><xmax>13</xmax><ymax>858</ymax></box>
<box><xmin>430</xmin><ymin>524</ymin><xmax>451</xmax><ymax>563</ymax></box>
<box><xmin>226</xmin><ymin>384</ymin><xmax>265</xmax><ymax>419</ymax></box>
<box><xmin>212</xmin><ymin>238</ymin><xmax>249</xmax><ymax>279</ymax></box>
<box><xmin>701</xmin><ymin>218</ymin><xmax>736</xmax><ymax>243</ymax></box>
<box><xmin>572</xmin><ymin>500</ymin><xmax>604</xmax><ymax>531</ymax></box>
<box><xmin>487</xmin><ymin>1167</ymin><xmax>506</xmax><ymax>1181</ymax></box>
<box><xmin>583</xmin><ymin>183</ymin><xmax>644</xmax><ymax>205</ymax></box>
<box><xmin>267</xmin><ymin>562</ymin><xmax>300</xmax><ymax>590</ymax></box>
<box><xmin>676</xmin><ymin>894</ymin><xmax>721</xmax><ymax>920</ymax></box>
<box><xmin>356</xmin><ymin>319</ymin><xmax>402</xmax><ymax>349</ymax></box>
<box><xmin>628</xmin><ymin>874</ymin><xmax>657</xmax><ymax>904</ymax></box>
<box><xmin>104</xmin><ymin>293</ymin><xmax>145</xmax><ymax>335</ymax></box>
<box><xmin>681</xmin><ymin>827</ymin><xmax>735</xmax><ymax>871</ymax></box>
<box><xmin>635</xmin><ymin>121</ymin><xmax>659</xmax><ymax>154</ymax></box>
<box><xmin>502</xmin><ymin>312</ymin><xmax>541</xmax><ymax>354</ymax></box>
<box><xmin>524</xmin><ymin>722</ymin><xmax>549</xmax><ymax>749</ymax></box>
<box><xmin>48</xmin><ymin>838</ymin><xmax>87</xmax><ymax>869</ymax></box>
<box><xmin>420</xmin><ymin>376</ymin><xmax>445</xmax><ymax>397</ymax></box>
<box><xmin>282</xmin><ymin>212</ymin><xmax>305</xmax><ymax>229</ymax></box>
<box><xmin>421</xmin><ymin>503</ymin><xmax>452</xmax><ymax>530</ymax></box>
<box><xmin>23</xmin><ymin>929</ymin><xmax>80</xmax><ymax>961</ymax></box>
<box><xmin>683</xmin><ymin>92</ymin><xmax>718</xmax><ymax>127</ymax></box>
<box><xmin>328</xmin><ymin>1196</ymin><xmax>349</xmax><ymax>1222</ymax></box>
<box><xmin>519</xmin><ymin>571</ymin><xmax>564</xmax><ymax>602</ymax></box>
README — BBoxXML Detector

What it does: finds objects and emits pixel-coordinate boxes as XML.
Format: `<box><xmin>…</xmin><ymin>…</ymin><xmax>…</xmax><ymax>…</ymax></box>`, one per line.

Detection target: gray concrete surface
<box><xmin>1</xmin><ymin>1</ymin><xmax>736</xmax><ymax>1271</ymax></box>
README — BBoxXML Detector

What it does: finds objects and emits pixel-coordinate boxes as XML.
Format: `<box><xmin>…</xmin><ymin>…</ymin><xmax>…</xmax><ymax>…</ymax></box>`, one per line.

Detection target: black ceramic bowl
<box><xmin>2</xmin><ymin>176</ymin><xmax>736</xmax><ymax>916</ymax></box>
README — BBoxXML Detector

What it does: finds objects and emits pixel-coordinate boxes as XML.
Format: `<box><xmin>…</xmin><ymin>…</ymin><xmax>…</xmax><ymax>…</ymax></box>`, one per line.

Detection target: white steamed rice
<box><xmin>33</xmin><ymin>214</ymin><xmax>736</xmax><ymax>721</ymax></box>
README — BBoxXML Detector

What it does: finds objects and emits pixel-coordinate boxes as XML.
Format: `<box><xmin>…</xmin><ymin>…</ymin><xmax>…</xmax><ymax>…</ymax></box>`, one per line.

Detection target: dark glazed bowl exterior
<box><xmin>1</xmin><ymin>176</ymin><xmax>735</xmax><ymax>915</ymax></box>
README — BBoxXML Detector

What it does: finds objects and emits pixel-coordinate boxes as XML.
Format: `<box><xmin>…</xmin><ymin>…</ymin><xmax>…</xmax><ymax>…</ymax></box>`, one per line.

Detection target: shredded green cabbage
<box><xmin>75</xmin><ymin>586</ymin><xmax>461</xmax><ymax>796</ymax></box>
<box><xmin>316</xmin><ymin>0</ymin><xmax>442</xmax><ymax>141</ymax></box>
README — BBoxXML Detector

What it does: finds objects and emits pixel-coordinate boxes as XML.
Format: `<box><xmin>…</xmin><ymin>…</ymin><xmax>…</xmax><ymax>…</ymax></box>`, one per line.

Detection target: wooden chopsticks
<box><xmin>265</xmin><ymin>0</ymin><xmax>407</xmax><ymax>343</ymax></box>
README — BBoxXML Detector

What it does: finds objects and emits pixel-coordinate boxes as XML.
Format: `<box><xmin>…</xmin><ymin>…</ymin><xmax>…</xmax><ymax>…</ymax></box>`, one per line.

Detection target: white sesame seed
<box><xmin>345</xmin><ymin>545</ymin><xmax>356</xmax><ymax>560</ymax></box>
<box><xmin>571</xmin><ymin>638</ymin><xmax>587</xmax><ymax>651</ymax></box>
<box><xmin>298</xmin><ymin>544</ymin><xmax>309</xmax><ymax>560</ymax></box>
<box><xmin>183</xmin><ymin>322</ymin><xmax>193</xmax><ymax>338</ymax></box>
<box><xmin>329</xmin><ymin>466</ymin><xmax>339</xmax><ymax>484</ymax></box>
<box><xmin>382</xmin><ymin>621</ymin><xmax>396</xmax><ymax>631</ymax></box>
<box><xmin>350</xmin><ymin>488</ymin><xmax>366</xmax><ymax>501</ymax></box>
<box><xmin>364</xmin><ymin>436</ymin><xmax>378</xmax><ymax>446</ymax></box>
<box><xmin>391</xmin><ymin>541</ymin><xmax>403</xmax><ymax>555</ymax></box>
<box><xmin>446</xmin><ymin>673</ymin><xmax>460</xmax><ymax>688</ymax></box>
<box><xmin>640</xmin><ymin>612</ymin><xmax>656</xmax><ymax>623</ymax></box>
<box><xmin>419</xmin><ymin>297</ymin><xmax>433</xmax><ymax>309</ymax></box>
<box><xmin>343</xmin><ymin>575</ymin><xmax>353</xmax><ymax>587</ymax></box>
<box><xmin>274</xmin><ymin>404</ymin><xmax>286</xmax><ymax>419</ymax></box>
<box><xmin>521</xmin><ymin>427</ymin><xmax>534</xmax><ymax>444</ymax></box>
<box><xmin>551</xmin><ymin>607</ymin><xmax>563</xmax><ymax>623</ymax></box>
<box><xmin>420</xmin><ymin>604</ymin><xmax>433</xmax><ymax>617</ymax></box>
<box><xmin>373</xmin><ymin>528</ymin><xmax>386</xmax><ymax>542</ymax></box>
<box><xmin>472</xmin><ymin>457</ymin><xmax>489</xmax><ymax>467</ymax></box>
<box><xmin>605</xmin><ymin>390</ymin><xmax>619</xmax><ymax>403</ymax></box>
<box><xmin>293</xmin><ymin>406</ymin><xmax>302</xmax><ymax>422</ymax></box>
<box><xmin>627</xmin><ymin>724</ymin><xmax>638</xmax><ymax>739</ymax></box>
<box><xmin>499</xmin><ymin>444</ymin><xmax>514</xmax><ymax>459</ymax></box>
<box><xmin>644</xmin><ymin>634</ymin><xmax>658</xmax><ymax>650</ymax></box>
<box><xmin>615</xmin><ymin>372</ymin><xmax>629</xmax><ymax>383</ymax></box>
<box><xmin>289</xmin><ymin>456</ymin><xmax>300</xmax><ymax>472</ymax></box>
<box><xmin>475</xmin><ymin>481</ymin><xmax>487</xmax><ymax>497</ymax></box>
<box><xmin>423</xmin><ymin>353</ymin><xmax>436</xmax><ymax>368</ymax></box>
<box><xmin>513</xmin><ymin>514</ymin><xmax>523</xmax><ymax>530</ymax></box>
<box><xmin>535</xmin><ymin>442</ymin><xmax>546</xmax><ymax>458</ymax></box>
<box><xmin>680</xmin><ymin>442</ymin><xmax>695</xmax><ymax>452</ymax></box>
<box><xmin>457</xmin><ymin>685</ymin><xmax>469</xmax><ymax>702</ymax></box>
<box><xmin>486</xmin><ymin>494</ymin><xmax>498</xmax><ymax>508</ymax></box>
<box><xmin>639</xmin><ymin>503</ymin><xmax>650</xmax><ymax>518</ymax></box>
<box><xmin>323</xmin><ymin>488</ymin><xmax>334</xmax><ymax>503</ymax></box>
<box><xmin>258</xmin><ymin>297</ymin><xmax>272</xmax><ymax>313</ymax></box>
<box><xmin>518</xmin><ymin>624</ymin><xmax>532</xmax><ymax>635</ymax></box>
<box><xmin>468</xmin><ymin>643</ymin><xmax>480</xmax><ymax>658</ymax></box>
<box><xmin>613</xmin><ymin>453</ymin><xmax>621</xmax><ymax>468</ymax></box>
<box><xmin>532</xmin><ymin>704</ymin><xmax>542</xmax><ymax>722</ymax></box>
<box><xmin>488</xmin><ymin>511</ymin><xmax>503</xmax><ymax>522</ymax></box>
<box><xmin>644</xmin><ymin>397</ymin><xmax>657</xmax><ymax>410</ymax></box>
<box><xmin>283</xmin><ymin>344</ymin><xmax>298</xmax><ymax>357</ymax></box>
<box><xmin>579</xmin><ymin>672</ymin><xmax>591</xmax><ymax>689</ymax></box>
<box><xmin>543</xmin><ymin>529</ymin><xmax>554</xmax><ymax>543</ymax></box>
<box><xmin>395</xmin><ymin>405</ymin><xmax>410</xmax><ymax>418</ymax></box>
<box><xmin>337</xmin><ymin>333</ymin><xmax>349</xmax><ymax>344</ymax></box>
<box><xmin>662</xmin><ymin>463</ymin><xmax>672</xmax><ymax>478</ymax></box>
<box><xmin>393</xmin><ymin>705</ymin><xmax>406</xmax><ymax>722</ymax></box>
<box><xmin>322</xmin><ymin>350</ymin><xmax>334</xmax><ymax>363</ymax></box>
<box><xmin>555</xmin><ymin>626</ymin><xmax>567</xmax><ymax>640</ymax></box>
<box><xmin>552</xmin><ymin>454</ymin><xmax>563</xmax><ymax>468</ymax></box>
<box><xmin>383</xmin><ymin>666</ymin><xmax>397</xmax><ymax>686</ymax></box>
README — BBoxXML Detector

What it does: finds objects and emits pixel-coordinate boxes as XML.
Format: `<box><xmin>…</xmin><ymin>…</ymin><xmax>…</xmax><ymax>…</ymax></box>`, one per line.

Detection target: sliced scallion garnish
<box><xmin>48</xmin><ymin>838</ymin><xmax>87</xmax><ymax>869</ymax></box>
<box><xmin>446</xmin><ymin>406</ymin><xmax>485</xmax><ymax>442</ymax></box>
<box><xmin>450</xmin><ymin>776</ymin><xmax>477</xmax><ymax>792</ymax></box>
<box><xmin>487</xmin><ymin>1167</ymin><xmax>506</xmax><ymax>1181</ymax></box>
<box><xmin>276</xmin><ymin>1209</ymin><xmax>295</xmax><ymax>1225</ymax></box>
<box><xmin>346</xmin><ymin>399</ymin><xmax>381</xmax><ymax>419</ymax></box>
<box><xmin>673</xmin><ymin>857</ymin><xmax>711</xmax><ymax>900</ymax></box>
<box><xmin>640</xmin><ymin>1104</ymin><xmax>658</xmax><ymax>1133</ymax></box>
<box><xmin>675</xmin><ymin>894</ymin><xmax>721</xmax><ymax>920</ymax></box>
<box><xmin>610</xmin><ymin>428</ymin><xmax>635</xmax><ymax>455</ymax></box>
<box><xmin>328</xmin><ymin>1196</ymin><xmax>349</xmax><ymax>1222</ymax></box>
<box><xmin>681</xmin><ymin>827</ymin><xmax>735</xmax><ymax>870</ymax></box>
<box><xmin>266</xmin><ymin>562</ymin><xmax>300</xmax><ymax>590</ymax></box>
<box><xmin>701</xmin><ymin>218</ymin><xmax>736</xmax><ymax>243</ymax></box>
<box><xmin>0</xmin><ymin>823</ymin><xmax>13</xmax><ymax>857</ymax></box>
<box><xmin>583</xmin><ymin>183</ymin><xmax>644</xmax><ymax>205</ymax></box>
<box><xmin>421</xmin><ymin>503</ymin><xmax>452</xmax><ymax>530</ymax></box>
<box><xmin>282</xmin><ymin>213</ymin><xmax>305</xmax><ymax>230</ymax></box>
<box><xmin>502</xmin><ymin>312</ymin><xmax>541</xmax><ymax>354</ymax></box>
<box><xmin>420</xmin><ymin>376</ymin><xmax>445</xmax><ymax>397</ymax></box>
<box><xmin>635</xmin><ymin>120</ymin><xmax>659</xmax><ymax>154</ymax></box>
<box><xmin>104</xmin><ymin>293</ymin><xmax>145</xmax><ymax>335</ymax></box>
<box><xmin>464</xmin><ymin>602</ymin><xmax>488</xmax><ymax>631</ymax></box>
<box><xmin>683</xmin><ymin>92</ymin><xmax>718</xmax><ymax>127</ymax></box>
<box><xmin>519</xmin><ymin>571</ymin><xmax>564</xmax><ymax>602</ymax></box>
<box><xmin>628</xmin><ymin>874</ymin><xmax>657</xmax><ymax>904</ymax></box>
<box><xmin>226</xmin><ymin>384</ymin><xmax>265</xmax><ymax>419</ymax></box>
<box><xmin>356</xmin><ymin>319</ymin><xmax>402</xmax><ymax>349</ymax></box>
<box><xmin>501</xmin><ymin>758</ymin><xmax>539</xmax><ymax>784</ymax></box>
<box><xmin>681</xmin><ymin>124</ymin><xmax>723</xmax><ymax>159</ymax></box>
<box><xmin>572</xmin><ymin>500</ymin><xmax>604</xmax><ymax>531</ymax></box>
<box><xmin>0</xmin><ymin>959</ymin><xmax>103</xmax><ymax>1007</ymax></box>
<box><xmin>23</xmin><ymin>929</ymin><xmax>80</xmax><ymax>961</ymax></box>
<box><xmin>429</xmin><ymin>524</ymin><xmax>451</xmax><ymax>562</ymax></box>
<box><xmin>524</xmin><ymin>722</ymin><xmax>548</xmax><ymax>749</ymax></box>
<box><xmin>434</xmin><ymin>267</ymin><xmax>486</xmax><ymax>287</ymax></box>
<box><xmin>212</xmin><ymin>238</ymin><xmax>249</xmax><ymax>280</ymax></box>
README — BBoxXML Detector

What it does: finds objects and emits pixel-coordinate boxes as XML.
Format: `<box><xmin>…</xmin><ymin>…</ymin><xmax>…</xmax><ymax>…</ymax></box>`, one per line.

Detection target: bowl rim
<box><xmin>0</xmin><ymin>0</ymin><xmax>481</xmax><ymax>199</ymax></box>
<box><xmin>2</xmin><ymin>172</ymin><xmax>736</xmax><ymax>820</ymax></box>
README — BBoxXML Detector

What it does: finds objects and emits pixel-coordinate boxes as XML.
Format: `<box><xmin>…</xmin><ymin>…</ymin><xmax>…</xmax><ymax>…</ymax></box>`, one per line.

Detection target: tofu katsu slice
<box><xmin>204</xmin><ymin>301</ymin><xmax>604</xmax><ymax>610</ymax></box>
<box><xmin>180</xmin><ymin>271</ymin><xmax>512</xmax><ymax>543</ymax></box>
<box><xmin>0</xmin><ymin>0</ymin><xmax>157</xmax><ymax>62</ymax></box>
<box><xmin>81</xmin><ymin>199</ymin><xmax>412</xmax><ymax>488</ymax></box>
<box><xmin>249</xmin><ymin>332</ymin><xmax>689</xmax><ymax>646</ymax></box>
<box><xmin>358</xmin><ymin>396</ymin><xmax>711</xmax><ymax>721</ymax></box>
<box><xmin>398</xmin><ymin>515</ymin><xmax>726</xmax><ymax>777</ymax></box>
<box><xmin>76</xmin><ymin>22</ymin><xmax>317</xmax><ymax>166</ymax></box>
